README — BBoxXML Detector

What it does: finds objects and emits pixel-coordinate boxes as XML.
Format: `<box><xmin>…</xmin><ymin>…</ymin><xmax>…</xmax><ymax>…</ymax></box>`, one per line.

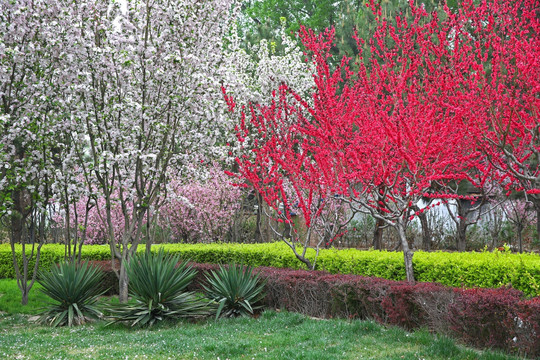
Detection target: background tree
<box><xmin>241</xmin><ymin>0</ymin><xmax>456</xmax><ymax>58</ymax></box>
<box><xmin>502</xmin><ymin>198</ymin><xmax>536</xmax><ymax>253</ymax></box>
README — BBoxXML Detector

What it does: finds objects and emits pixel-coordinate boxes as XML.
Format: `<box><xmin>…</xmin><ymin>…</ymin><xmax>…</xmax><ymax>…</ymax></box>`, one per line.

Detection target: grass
<box><xmin>0</xmin><ymin>279</ymin><xmax>522</xmax><ymax>359</ymax></box>
<box><xmin>0</xmin><ymin>279</ymin><xmax>47</xmax><ymax>315</ymax></box>
<box><xmin>0</xmin><ymin>311</ymin><xmax>521</xmax><ymax>360</ymax></box>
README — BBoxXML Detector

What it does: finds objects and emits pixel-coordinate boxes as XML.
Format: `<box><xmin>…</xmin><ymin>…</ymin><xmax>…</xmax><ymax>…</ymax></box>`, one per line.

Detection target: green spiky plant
<box><xmin>203</xmin><ymin>264</ymin><xmax>266</xmax><ymax>319</ymax></box>
<box><xmin>108</xmin><ymin>249</ymin><xmax>211</xmax><ymax>327</ymax></box>
<box><xmin>37</xmin><ymin>261</ymin><xmax>106</xmax><ymax>327</ymax></box>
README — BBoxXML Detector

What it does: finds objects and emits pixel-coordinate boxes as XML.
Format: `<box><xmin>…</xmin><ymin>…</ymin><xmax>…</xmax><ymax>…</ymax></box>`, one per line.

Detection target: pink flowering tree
<box><xmin>52</xmin><ymin>187</ymin><xmax>133</xmax><ymax>247</ymax></box>
<box><xmin>502</xmin><ymin>199</ymin><xmax>536</xmax><ymax>253</ymax></box>
<box><xmin>162</xmin><ymin>163</ymin><xmax>242</xmax><ymax>243</ymax></box>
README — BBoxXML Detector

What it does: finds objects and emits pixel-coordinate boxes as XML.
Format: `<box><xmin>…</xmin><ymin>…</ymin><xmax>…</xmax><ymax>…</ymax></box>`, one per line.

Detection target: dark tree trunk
<box><xmin>373</xmin><ymin>218</ymin><xmax>384</xmax><ymax>250</ymax></box>
<box><xmin>118</xmin><ymin>262</ymin><xmax>129</xmax><ymax>303</ymax></box>
<box><xmin>456</xmin><ymin>220</ymin><xmax>467</xmax><ymax>252</ymax></box>
<box><xmin>517</xmin><ymin>223</ymin><xmax>524</xmax><ymax>253</ymax></box>
<box><xmin>255</xmin><ymin>193</ymin><xmax>263</xmax><ymax>242</ymax></box>
<box><xmin>418</xmin><ymin>212</ymin><xmax>431</xmax><ymax>251</ymax></box>
<box><xmin>10</xmin><ymin>188</ymin><xmax>42</xmax><ymax>306</ymax></box>
<box><xmin>536</xmin><ymin>204</ymin><xmax>540</xmax><ymax>247</ymax></box>
<box><xmin>455</xmin><ymin>201</ymin><xmax>469</xmax><ymax>252</ymax></box>
<box><xmin>411</xmin><ymin>205</ymin><xmax>431</xmax><ymax>251</ymax></box>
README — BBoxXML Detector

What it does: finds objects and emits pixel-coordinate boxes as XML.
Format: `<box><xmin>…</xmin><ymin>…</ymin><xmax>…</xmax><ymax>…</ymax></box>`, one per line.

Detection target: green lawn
<box><xmin>0</xmin><ymin>279</ymin><xmax>521</xmax><ymax>359</ymax></box>
<box><xmin>0</xmin><ymin>279</ymin><xmax>47</xmax><ymax>314</ymax></box>
<box><xmin>0</xmin><ymin>311</ymin><xmax>521</xmax><ymax>359</ymax></box>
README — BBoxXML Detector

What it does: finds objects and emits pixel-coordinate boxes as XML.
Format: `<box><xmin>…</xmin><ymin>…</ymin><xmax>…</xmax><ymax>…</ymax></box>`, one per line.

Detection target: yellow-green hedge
<box><xmin>1</xmin><ymin>242</ymin><xmax>538</xmax><ymax>296</ymax></box>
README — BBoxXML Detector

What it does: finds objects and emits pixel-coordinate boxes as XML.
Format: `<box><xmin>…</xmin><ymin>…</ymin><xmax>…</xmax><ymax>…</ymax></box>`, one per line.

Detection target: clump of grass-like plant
<box><xmin>108</xmin><ymin>249</ymin><xmax>210</xmax><ymax>327</ymax></box>
<box><xmin>203</xmin><ymin>264</ymin><xmax>266</xmax><ymax>319</ymax></box>
<box><xmin>37</xmin><ymin>261</ymin><xmax>106</xmax><ymax>327</ymax></box>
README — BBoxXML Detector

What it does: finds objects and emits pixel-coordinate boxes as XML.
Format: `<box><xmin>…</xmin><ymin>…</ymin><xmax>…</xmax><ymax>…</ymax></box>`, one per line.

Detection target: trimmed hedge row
<box><xmin>0</xmin><ymin>244</ymin><xmax>111</xmax><ymax>280</ymax></box>
<box><xmin>1</xmin><ymin>242</ymin><xmax>539</xmax><ymax>295</ymax></box>
<box><xmin>88</xmin><ymin>259</ymin><xmax>540</xmax><ymax>358</ymax></box>
<box><xmin>251</xmin><ymin>267</ymin><xmax>539</xmax><ymax>358</ymax></box>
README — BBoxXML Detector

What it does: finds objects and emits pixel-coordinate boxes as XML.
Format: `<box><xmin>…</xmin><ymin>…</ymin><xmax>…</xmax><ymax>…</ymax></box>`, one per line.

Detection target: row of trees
<box><xmin>225</xmin><ymin>0</ymin><xmax>539</xmax><ymax>282</ymax></box>
<box><xmin>1</xmin><ymin>0</ymin><xmax>538</xmax><ymax>301</ymax></box>
<box><xmin>0</xmin><ymin>0</ymin><xmax>311</xmax><ymax>303</ymax></box>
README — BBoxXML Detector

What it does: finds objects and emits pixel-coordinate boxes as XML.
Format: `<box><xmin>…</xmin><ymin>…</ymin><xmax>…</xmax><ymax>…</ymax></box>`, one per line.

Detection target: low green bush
<box><xmin>203</xmin><ymin>264</ymin><xmax>266</xmax><ymax>319</ymax></box>
<box><xmin>106</xmin><ymin>249</ymin><xmax>211</xmax><ymax>327</ymax></box>
<box><xmin>1</xmin><ymin>243</ymin><xmax>539</xmax><ymax>296</ymax></box>
<box><xmin>38</xmin><ymin>261</ymin><xmax>106</xmax><ymax>327</ymax></box>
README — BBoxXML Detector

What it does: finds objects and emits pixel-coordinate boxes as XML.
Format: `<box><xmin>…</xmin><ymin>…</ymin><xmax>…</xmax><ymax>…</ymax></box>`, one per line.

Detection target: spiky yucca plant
<box><xmin>38</xmin><ymin>261</ymin><xmax>106</xmax><ymax>327</ymax></box>
<box><xmin>203</xmin><ymin>264</ymin><xmax>266</xmax><ymax>319</ymax></box>
<box><xmin>108</xmin><ymin>249</ymin><xmax>210</xmax><ymax>327</ymax></box>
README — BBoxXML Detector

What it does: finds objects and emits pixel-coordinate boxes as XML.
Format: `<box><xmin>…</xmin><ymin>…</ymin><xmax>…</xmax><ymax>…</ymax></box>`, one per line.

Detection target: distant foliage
<box><xmin>51</xmin><ymin>164</ymin><xmax>243</xmax><ymax>245</ymax></box>
<box><xmin>162</xmin><ymin>163</ymin><xmax>242</xmax><ymax>243</ymax></box>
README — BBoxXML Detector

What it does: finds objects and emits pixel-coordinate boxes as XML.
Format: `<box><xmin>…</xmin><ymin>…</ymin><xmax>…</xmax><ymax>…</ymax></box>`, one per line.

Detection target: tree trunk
<box><xmin>118</xmin><ymin>262</ymin><xmax>129</xmax><ymax>303</ymax></box>
<box><xmin>21</xmin><ymin>290</ymin><xmax>29</xmax><ymax>306</ymax></box>
<box><xmin>373</xmin><ymin>218</ymin><xmax>384</xmax><ymax>250</ymax></box>
<box><xmin>255</xmin><ymin>193</ymin><xmax>263</xmax><ymax>242</ymax></box>
<box><xmin>145</xmin><ymin>208</ymin><xmax>153</xmax><ymax>253</ymax></box>
<box><xmin>411</xmin><ymin>205</ymin><xmax>431</xmax><ymax>251</ymax></box>
<box><xmin>517</xmin><ymin>223</ymin><xmax>523</xmax><ymax>254</ymax></box>
<box><xmin>397</xmin><ymin>221</ymin><xmax>415</xmax><ymax>282</ymax></box>
<box><xmin>419</xmin><ymin>211</ymin><xmax>431</xmax><ymax>251</ymax></box>
<box><xmin>536</xmin><ymin>204</ymin><xmax>540</xmax><ymax>247</ymax></box>
<box><xmin>456</xmin><ymin>220</ymin><xmax>467</xmax><ymax>252</ymax></box>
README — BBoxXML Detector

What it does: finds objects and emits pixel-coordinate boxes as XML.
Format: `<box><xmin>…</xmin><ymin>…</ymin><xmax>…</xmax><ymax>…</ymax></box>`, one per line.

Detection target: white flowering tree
<box><xmin>55</xmin><ymin>0</ymin><xmax>242</xmax><ymax>302</ymax></box>
<box><xmin>0</xmin><ymin>0</ymin><xmax>81</xmax><ymax>304</ymax></box>
<box><xmin>1</xmin><ymin>0</ymin><xmax>314</xmax><ymax>303</ymax></box>
<box><xmin>62</xmin><ymin>0</ymin><xmax>312</xmax><ymax>301</ymax></box>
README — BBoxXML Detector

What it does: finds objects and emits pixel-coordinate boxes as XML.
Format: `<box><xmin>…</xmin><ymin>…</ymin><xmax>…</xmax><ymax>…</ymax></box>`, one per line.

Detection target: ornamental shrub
<box><xmin>447</xmin><ymin>287</ymin><xmax>523</xmax><ymax>350</ymax></box>
<box><xmin>1</xmin><ymin>243</ymin><xmax>539</xmax><ymax>296</ymax></box>
<box><xmin>38</xmin><ymin>261</ymin><xmax>106</xmax><ymax>327</ymax></box>
<box><xmin>203</xmin><ymin>264</ymin><xmax>266</xmax><ymax>318</ymax></box>
<box><xmin>107</xmin><ymin>250</ymin><xmax>211</xmax><ymax>327</ymax></box>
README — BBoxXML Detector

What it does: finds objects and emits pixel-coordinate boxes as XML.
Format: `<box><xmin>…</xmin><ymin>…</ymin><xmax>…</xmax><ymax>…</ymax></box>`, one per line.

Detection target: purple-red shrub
<box><xmin>516</xmin><ymin>297</ymin><xmax>540</xmax><ymax>356</ymax></box>
<box><xmin>254</xmin><ymin>267</ymin><xmax>333</xmax><ymax>318</ymax></box>
<box><xmin>448</xmin><ymin>287</ymin><xmax>523</xmax><ymax>351</ymax></box>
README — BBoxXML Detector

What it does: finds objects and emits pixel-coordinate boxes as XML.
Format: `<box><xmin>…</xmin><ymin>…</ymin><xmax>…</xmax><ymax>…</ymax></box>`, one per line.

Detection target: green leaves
<box><xmin>203</xmin><ymin>264</ymin><xmax>266</xmax><ymax>319</ymax></box>
<box><xmin>107</xmin><ymin>249</ymin><xmax>211</xmax><ymax>327</ymax></box>
<box><xmin>37</xmin><ymin>261</ymin><xmax>106</xmax><ymax>327</ymax></box>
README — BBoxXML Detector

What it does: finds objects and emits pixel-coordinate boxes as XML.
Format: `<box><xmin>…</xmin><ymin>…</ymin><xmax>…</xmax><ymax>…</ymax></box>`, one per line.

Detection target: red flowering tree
<box><xmin>466</xmin><ymin>0</ymin><xmax>540</xmax><ymax>242</ymax></box>
<box><xmin>225</xmin><ymin>0</ymin><xmax>539</xmax><ymax>281</ymax></box>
